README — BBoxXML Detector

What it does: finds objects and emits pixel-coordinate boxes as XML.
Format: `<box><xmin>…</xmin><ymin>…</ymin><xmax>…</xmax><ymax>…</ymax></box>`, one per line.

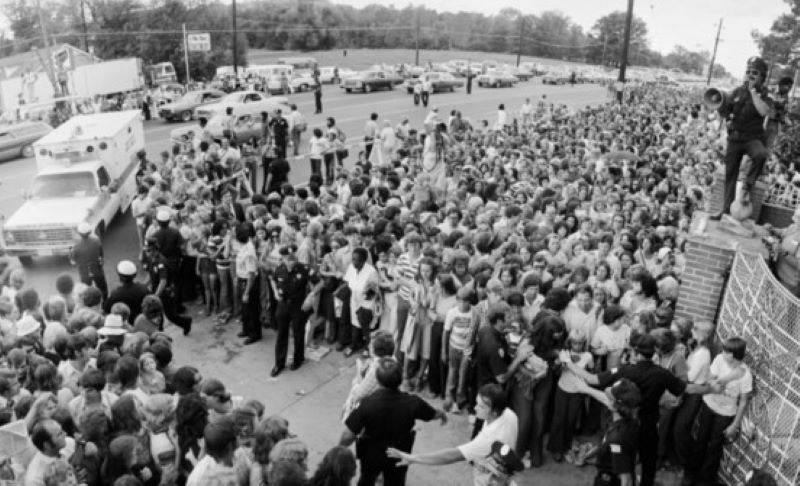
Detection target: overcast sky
<box><xmin>332</xmin><ymin>0</ymin><xmax>790</xmax><ymax>73</ymax></box>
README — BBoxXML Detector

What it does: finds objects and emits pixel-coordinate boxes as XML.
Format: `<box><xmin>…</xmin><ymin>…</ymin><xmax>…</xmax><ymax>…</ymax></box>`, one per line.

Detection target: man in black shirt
<box><xmin>269</xmin><ymin>109</ymin><xmax>289</xmax><ymax>159</ymax></box>
<box><xmin>264</xmin><ymin>157</ymin><xmax>290</xmax><ymax>196</ymax></box>
<box><xmin>341</xmin><ymin>358</ymin><xmax>446</xmax><ymax>486</ymax></box>
<box><xmin>69</xmin><ymin>222</ymin><xmax>108</xmax><ymax>300</ymax></box>
<box><xmin>103</xmin><ymin>260</ymin><xmax>149</xmax><ymax>322</ymax></box>
<box><xmin>141</xmin><ymin>237</ymin><xmax>192</xmax><ymax>335</ymax></box>
<box><xmin>710</xmin><ymin>56</ymin><xmax>773</xmax><ymax>219</ymax></box>
<box><xmin>563</xmin><ymin>334</ymin><xmax>719</xmax><ymax>486</ymax></box>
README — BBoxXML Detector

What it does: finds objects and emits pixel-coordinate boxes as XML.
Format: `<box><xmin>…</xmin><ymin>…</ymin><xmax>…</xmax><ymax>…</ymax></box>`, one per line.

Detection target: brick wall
<box><xmin>675</xmin><ymin>237</ymin><xmax>735</xmax><ymax>323</ymax></box>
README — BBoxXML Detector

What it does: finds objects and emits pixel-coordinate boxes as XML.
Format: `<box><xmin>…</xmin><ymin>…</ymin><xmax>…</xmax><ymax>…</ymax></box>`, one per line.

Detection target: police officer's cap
<box><xmin>489</xmin><ymin>441</ymin><xmax>524</xmax><ymax>474</ymax></box>
<box><xmin>116</xmin><ymin>260</ymin><xmax>137</xmax><ymax>276</ymax></box>
<box><xmin>156</xmin><ymin>209</ymin><xmax>171</xmax><ymax>223</ymax></box>
<box><xmin>77</xmin><ymin>221</ymin><xmax>92</xmax><ymax>235</ymax></box>
<box><xmin>279</xmin><ymin>244</ymin><xmax>298</xmax><ymax>256</ymax></box>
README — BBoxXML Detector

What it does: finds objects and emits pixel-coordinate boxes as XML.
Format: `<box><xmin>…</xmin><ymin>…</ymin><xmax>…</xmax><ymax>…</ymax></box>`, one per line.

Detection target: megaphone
<box><xmin>703</xmin><ymin>88</ymin><xmax>726</xmax><ymax>110</ymax></box>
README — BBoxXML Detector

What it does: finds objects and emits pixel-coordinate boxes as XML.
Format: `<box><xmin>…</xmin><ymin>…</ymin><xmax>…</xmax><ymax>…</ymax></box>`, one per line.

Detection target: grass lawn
<box><xmin>248</xmin><ymin>47</ymin><xmax>606</xmax><ymax>71</ymax></box>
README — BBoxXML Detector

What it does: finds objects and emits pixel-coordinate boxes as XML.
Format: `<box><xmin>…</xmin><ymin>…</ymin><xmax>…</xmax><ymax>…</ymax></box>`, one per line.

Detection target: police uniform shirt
<box><xmin>597</xmin><ymin>360</ymin><xmax>686</xmax><ymax>423</ymax></box>
<box><xmin>596</xmin><ymin>417</ymin><xmax>639</xmax><ymax>477</ymax></box>
<box><xmin>143</xmin><ymin>254</ymin><xmax>170</xmax><ymax>292</ymax></box>
<box><xmin>153</xmin><ymin>226</ymin><xmax>184</xmax><ymax>261</ymax></box>
<box><xmin>71</xmin><ymin>237</ymin><xmax>103</xmax><ymax>269</ymax></box>
<box><xmin>719</xmin><ymin>86</ymin><xmax>774</xmax><ymax>139</ymax></box>
<box><xmin>345</xmin><ymin>388</ymin><xmax>437</xmax><ymax>460</ymax></box>
<box><xmin>103</xmin><ymin>282</ymin><xmax>150</xmax><ymax>321</ymax></box>
<box><xmin>475</xmin><ymin>325</ymin><xmax>510</xmax><ymax>388</ymax></box>
<box><xmin>273</xmin><ymin>262</ymin><xmax>311</xmax><ymax>302</ymax></box>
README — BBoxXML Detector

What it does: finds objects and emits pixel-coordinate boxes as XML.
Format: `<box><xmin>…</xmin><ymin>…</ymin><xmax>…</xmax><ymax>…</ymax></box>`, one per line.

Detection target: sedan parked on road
<box><xmin>403</xmin><ymin>72</ymin><xmax>465</xmax><ymax>93</ymax></box>
<box><xmin>158</xmin><ymin>89</ymin><xmax>226</xmax><ymax>122</ymax></box>
<box><xmin>0</xmin><ymin>121</ymin><xmax>53</xmax><ymax>161</ymax></box>
<box><xmin>476</xmin><ymin>70</ymin><xmax>518</xmax><ymax>88</ymax></box>
<box><xmin>341</xmin><ymin>71</ymin><xmax>402</xmax><ymax>93</ymax></box>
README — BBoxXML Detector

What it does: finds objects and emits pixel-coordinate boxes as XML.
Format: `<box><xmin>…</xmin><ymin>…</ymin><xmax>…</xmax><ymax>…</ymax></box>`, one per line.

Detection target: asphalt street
<box><xmin>0</xmin><ymin>79</ymin><xmax>620</xmax><ymax>485</ymax></box>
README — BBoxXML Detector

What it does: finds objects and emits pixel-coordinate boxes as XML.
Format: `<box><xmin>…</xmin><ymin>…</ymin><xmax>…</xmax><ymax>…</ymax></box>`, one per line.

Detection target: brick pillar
<box><xmin>705</xmin><ymin>171</ymin><xmax>725</xmax><ymax>215</ymax></box>
<box><xmin>676</xmin><ymin>214</ymin><xmax>768</xmax><ymax>323</ymax></box>
<box><xmin>704</xmin><ymin>173</ymin><xmax>767</xmax><ymax>221</ymax></box>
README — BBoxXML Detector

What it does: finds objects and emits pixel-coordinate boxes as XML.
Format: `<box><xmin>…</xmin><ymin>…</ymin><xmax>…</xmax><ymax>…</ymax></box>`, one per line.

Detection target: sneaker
<box><xmin>442</xmin><ymin>399</ymin><xmax>454</xmax><ymax>411</ymax></box>
<box><xmin>468</xmin><ymin>414</ymin><xmax>476</xmax><ymax>425</ymax></box>
<box><xmin>449</xmin><ymin>403</ymin><xmax>461</xmax><ymax>414</ymax></box>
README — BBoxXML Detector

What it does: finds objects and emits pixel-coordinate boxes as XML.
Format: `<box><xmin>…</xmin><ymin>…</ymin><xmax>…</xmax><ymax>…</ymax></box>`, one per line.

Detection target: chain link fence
<box><xmin>717</xmin><ymin>251</ymin><xmax>800</xmax><ymax>485</ymax></box>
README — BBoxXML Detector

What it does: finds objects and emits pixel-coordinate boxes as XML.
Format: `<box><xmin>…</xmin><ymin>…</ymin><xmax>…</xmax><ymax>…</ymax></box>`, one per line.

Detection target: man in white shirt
<box><xmin>364</xmin><ymin>112</ymin><xmax>379</xmax><ymax>160</ymax></box>
<box><xmin>186</xmin><ymin>417</ymin><xmax>239</xmax><ymax>486</ymax></box>
<box><xmin>386</xmin><ymin>383</ymin><xmax>519</xmax><ymax>486</ymax></box>
<box><xmin>25</xmin><ymin>419</ymin><xmax>73</xmax><ymax>486</ymax></box>
<box><xmin>520</xmin><ymin>98</ymin><xmax>533</xmax><ymax>127</ymax></box>
<box><xmin>287</xmin><ymin>104</ymin><xmax>305</xmax><ymax>156</ymax></box>
<box><xmin>563</xmin><ymin>284</ymin><xmax>601</xmax><ymax>343</ymax></box>
<box><xmin>421</xmin><ymin>77</ymin><xmax>432</xmax><ymax>107</ymax></box>
<box><xmin>343</xmin><ymin>247</ymin><xmax>380</xmax><ymax>355</ymax></box>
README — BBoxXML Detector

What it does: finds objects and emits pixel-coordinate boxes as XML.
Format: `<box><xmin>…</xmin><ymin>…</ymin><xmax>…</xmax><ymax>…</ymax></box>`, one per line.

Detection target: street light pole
<box><xmin>415</xmin><ymin>9</ymin><xmax>420</xmax><ymax>67</ymax></box>
<box><xmin>617</xmin><ymin>0</ymin><xmax>634</xmax><ymax>104</ymax></box>
<box><xmin>79</xmin><ymin>0</ymin><xmax>89</xmax><ymax>53</ymax></box>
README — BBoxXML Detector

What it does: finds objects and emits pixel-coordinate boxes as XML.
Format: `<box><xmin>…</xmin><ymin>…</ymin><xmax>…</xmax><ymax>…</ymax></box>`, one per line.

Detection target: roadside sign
<box><xmin>187</xmin><ymin>33</ymin><xmax>211</xmax><ymax>52</ymax></box>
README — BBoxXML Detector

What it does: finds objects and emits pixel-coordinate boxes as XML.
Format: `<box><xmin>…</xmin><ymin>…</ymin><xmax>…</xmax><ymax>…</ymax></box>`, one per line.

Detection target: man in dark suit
<box><xmin>221</xmin><ymin>186</ymin><xmax>246</xmax><ymax>223</ymax></box>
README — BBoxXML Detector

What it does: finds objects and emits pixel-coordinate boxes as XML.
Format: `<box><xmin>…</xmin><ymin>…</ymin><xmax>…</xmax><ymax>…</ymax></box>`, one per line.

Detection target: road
<box><xmin>0</xmin><ymin>80</ymin><xmax>619</xmax><ymax>485</ymax></box>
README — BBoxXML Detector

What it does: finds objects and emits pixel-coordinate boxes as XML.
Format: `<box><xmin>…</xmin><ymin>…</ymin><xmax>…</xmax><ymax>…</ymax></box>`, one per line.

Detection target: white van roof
<box><xmin>35</xmin><ymin>111</ymin><xmax>140</xmax><ymax>145</ymax></box>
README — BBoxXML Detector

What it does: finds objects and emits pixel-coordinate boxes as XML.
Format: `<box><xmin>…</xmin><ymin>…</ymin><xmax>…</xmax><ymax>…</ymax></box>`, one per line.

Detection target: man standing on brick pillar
<box><xmin>709</xmin><ymin>56</ymin><xmax>773</xmax><ymax>221</ymax></box>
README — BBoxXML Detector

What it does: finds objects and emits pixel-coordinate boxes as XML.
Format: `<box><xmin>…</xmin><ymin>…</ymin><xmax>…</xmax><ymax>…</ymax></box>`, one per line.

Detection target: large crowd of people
<box><xmin>0</xmin><ymin>54</ymin><xmax>791</xmax><ymax>486</ymax></box>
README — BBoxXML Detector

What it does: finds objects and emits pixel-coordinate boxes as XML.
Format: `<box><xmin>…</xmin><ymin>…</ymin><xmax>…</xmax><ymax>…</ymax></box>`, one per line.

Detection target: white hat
<box><xmin>77</xmin><ymin>222</ymin><xmax>92</xmax><ymax>234</ymax></box>
<box><xmin>658</xmin><ymin>247</ymin><xmax>673</xmax><ymax>261</ymax></box>
<box><xmin>116</xmin><ymin>260</ymin><xmax>137</xmax><ymax>276</ymax></box>
<box><xmin>156</xmin><ymin>209</ymin><xmax>171</xmax><ymax>222</ymax></box>
<box><xmin>98</xmin><ymin>314</ymin><xmax>128</xmax><ymax>336</ymax></box>
<box><xmin>15</xmin><ymin>315</ymin><xmax>40</xmax><ymax>337</ymax></box>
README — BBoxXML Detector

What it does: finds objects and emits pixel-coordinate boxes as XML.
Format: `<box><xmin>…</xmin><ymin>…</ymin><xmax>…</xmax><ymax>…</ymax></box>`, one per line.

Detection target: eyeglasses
<box><xmin>746</xmin><ymin>70</ymin><xmax>761</xmax><ymax>76</ymax></box>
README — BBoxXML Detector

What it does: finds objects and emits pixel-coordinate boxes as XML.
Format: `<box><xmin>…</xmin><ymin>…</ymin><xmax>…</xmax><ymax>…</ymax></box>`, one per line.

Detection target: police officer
<box><xmin>152</xmin><ymin>208</ymin><xmax>184</xmax><ymax>305</ymax></box>
<box><xmin>573</xmin><ymin>378</ymin><xmax>641</xmax><ymax>486</ymax></box>
<box><xmin>271</xmin><ymin>244</ymin><xmax>314</xmax><ymax>377</ymax></box>
<box><xmin>103</xmin><ymin>260</ymin><xmax>149</xmax><ymax>322</ymax></box>
<box><xmin>69</xmin><ymin>221</ymin><xmax>108</xmax><ymax>300</ymax></box>
<box><xmin>562</xmin><ymin>334</ymin><xmax>720</xmax><ymax>486</ymax></box>
<box><xmin>141</xmin><ymin>237</ymin><xmax>192</xmax><ymax>335</ymax></box>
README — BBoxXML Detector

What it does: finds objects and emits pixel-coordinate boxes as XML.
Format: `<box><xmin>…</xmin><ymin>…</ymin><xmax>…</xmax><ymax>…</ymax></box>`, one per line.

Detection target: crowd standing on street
<box><xmin>0</xmin><ymin>56</ymin><xmax>792</xmax><ymax>486</ymax></box>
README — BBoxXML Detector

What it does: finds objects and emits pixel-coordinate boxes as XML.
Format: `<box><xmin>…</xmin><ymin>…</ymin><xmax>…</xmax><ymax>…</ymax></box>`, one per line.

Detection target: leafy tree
<box><xmin>586</xmin><ymin>11</ymin><xmax>649</xmax><ymax>66</ymax></box>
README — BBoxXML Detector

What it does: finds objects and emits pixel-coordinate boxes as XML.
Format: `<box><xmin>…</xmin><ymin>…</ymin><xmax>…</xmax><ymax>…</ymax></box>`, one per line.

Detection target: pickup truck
<box><xmin>0</xmin><ymin>111</ymin><xmax>143</xmax><ymax>266</ymax></box>
<box><xmin>341</xmin><ymin>71</ymin><xmax>401</xmax><ymax>93</ymax></box>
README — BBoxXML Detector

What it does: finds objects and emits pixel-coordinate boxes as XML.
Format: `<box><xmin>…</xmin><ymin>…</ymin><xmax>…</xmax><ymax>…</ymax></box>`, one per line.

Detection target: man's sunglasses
<box><xmin>746</xmin><ymin>70</ymin><xmax>761</xmax><ymax>76</ymax></box>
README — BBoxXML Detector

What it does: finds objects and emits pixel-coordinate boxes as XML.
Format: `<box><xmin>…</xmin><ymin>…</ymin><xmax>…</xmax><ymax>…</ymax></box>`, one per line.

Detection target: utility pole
<box><xmin>182</xmin><ymin>23</ymin><xmax>191</xmax><ymax>88</ymax></box>
<box><xmin>232</xmin><ymin>0</ymin><xmax>238</xmax><ymax>87</ymax></box>
<box><xmin>617</xmin><ymin>0</ymin><xmax>634</xmax><ymax>104</ymax></box>
<box><xmin>516</xmin><ymin>16</ymin><xmax>525</xmax><ymax>67</ymax></box>
<box><xmin>35</xmin><ymin>0</ymin><xmax>59</xmax><ymax>97</ymax></box>
<box><xmin>79</xmin><ymin>0</ymin><xmax>89</xmax><ymax>53</ymax></box>
<box><xmin>601</xmin><ymin>34</ymin><xmax>608</xmax><ymax>66</ymax></box>
<box><xmin>415</xmin><ymin>9</ymin><xmax>420</xmax><ymax>66</ymax></box>
<box><xmin>706</xmin><ymin>18</ymin><xmax>722</xmax><ymax>85</ymax></box>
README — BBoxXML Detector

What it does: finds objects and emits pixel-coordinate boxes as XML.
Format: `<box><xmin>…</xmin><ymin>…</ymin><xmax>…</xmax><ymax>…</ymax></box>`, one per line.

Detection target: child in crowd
<box><xmin>590</xmin><ymin>304</ymin><xmax>630</xmax><ymax>371</ymax></box>
<box><xmin>442</xmin><ymin>286</ymin><xmax>477</xmax><ymax>412</ymax></box>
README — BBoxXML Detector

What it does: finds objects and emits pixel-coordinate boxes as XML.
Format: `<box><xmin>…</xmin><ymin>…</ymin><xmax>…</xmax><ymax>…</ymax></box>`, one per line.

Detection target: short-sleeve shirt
<box><xmin>596</xmin><ymin>418</ymin><xmax>639</xmax><ymax>477</ymax></box>
<box><xmin>345</xmin><ymin>388</ymin><xmax>436</xmax><ymax>460</ymax></box>
<box><xmin>597</xmin><ymin>360</ymin><xmax>686</xmax><ymax>424</ymax></box>
<box><xmin>457</xmin><ymin>408</ymin><xmax>518</xmax><ymax>485</ymax></box>
<box><xmin>235</xmin><ymin>241</ymin><xmax>258</xmax><ymax>279</ymax></box>
<box><xmin>702</xmin><ymin>355</ymin><xmax>753</xmax><ymax>417</ymax></box>
<box><xmin>266</xmin><ymin>158</ymin><xmax>290</xmax><ymax>193</ymax></box>
<box><xmin>475</xmin><ymin>326</ymin><xmax>510</xmax><ymax>388</ymax></box>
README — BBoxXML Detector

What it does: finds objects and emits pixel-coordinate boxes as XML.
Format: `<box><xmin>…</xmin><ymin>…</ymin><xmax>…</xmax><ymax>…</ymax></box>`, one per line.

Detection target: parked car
<box><xmin>341</xmin><ymin>71</ymin><xmax>402</xmax><ymax>93</ymax></box>
<box><xmin>542</xmin><ymin>71</ymin><xmax>570</xmax><ymax>85</ymax></box>
<box><xmin>0</xmin><ymin>121</ymin><xmax>53</xmax><ymax>161</ymax></box>
<box><xmin>205</xmin><ymin>99</ymin><xmax>290</xmax><ymax>140</ymax></box>
<box><xmin>194</xmin><ymin>90</ymin><xmax>288</xmax><ymax>120</ymax></box>
<box><xmin>403</xmin><ymin>72</ymin><xmax>464</xmax><ymax>93</ymax></box>
<box><xmin>158</xmin><ymin>89</ymin><xmax>226</xmax><ymax>122</ymax></box>
<box><xmin>476</xmin><ymin>70</ymin><xmax>517</xmax><ymax>88</ymax></box>
<box><xmin>288</xmin><ymin>72</ymin><xmax>320</xmax><ymax>92</ymax></box>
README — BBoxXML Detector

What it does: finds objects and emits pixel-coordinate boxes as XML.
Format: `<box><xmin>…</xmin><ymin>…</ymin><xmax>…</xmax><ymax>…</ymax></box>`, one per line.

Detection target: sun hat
<box><xmin>98</xmin><ymin>314</ymin><xmax>128</xmax><ymax>336</ymax></box>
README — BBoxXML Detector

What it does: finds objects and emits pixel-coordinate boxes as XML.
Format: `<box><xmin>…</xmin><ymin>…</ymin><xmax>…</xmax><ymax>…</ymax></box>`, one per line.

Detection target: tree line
<box><xmin>1</xmin><ymin>0</ymin><xmax>726</xmax><ymax>82</ymax></box>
